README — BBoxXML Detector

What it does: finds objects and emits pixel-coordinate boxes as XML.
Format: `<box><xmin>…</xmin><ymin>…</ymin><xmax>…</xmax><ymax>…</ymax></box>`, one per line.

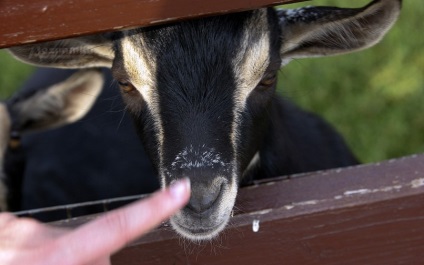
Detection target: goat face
<box><xmin>111</xmin><ymin>9</ymin><xmax>281</xmax><ymax>239</ymax></box>
<box><xmin>8</xmin><ymin>0</ymin><xmax>402</xmax><ymax>240</ymax></box>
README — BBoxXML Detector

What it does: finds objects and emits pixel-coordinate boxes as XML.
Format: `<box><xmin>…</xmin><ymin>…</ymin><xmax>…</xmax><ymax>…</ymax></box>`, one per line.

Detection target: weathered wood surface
<box><xmin>0</xmin><ymin>0</ymin><xmax>303</xmax><ymax>48</ymax></box>
<box><xmin>52</xmin><ymin>155</ymin><xmax>424</xmax><ymax>264</ymax></box>
<box><xmin>108</xmin><ymin>155</ymin><xmax>424</xmax><ymax>264</ymax></box>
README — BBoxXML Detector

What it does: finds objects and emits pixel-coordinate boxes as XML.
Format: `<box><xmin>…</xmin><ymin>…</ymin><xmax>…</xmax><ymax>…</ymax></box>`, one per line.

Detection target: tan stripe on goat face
<box><xmin>117</xmin><ymin>37</ymin><xmax>166</xmax><ymax>186</ymax></box>
<box><xmin>230</xmin><ymin>8</ymin><xmax>273</xmax><ymax>161</ymax></box>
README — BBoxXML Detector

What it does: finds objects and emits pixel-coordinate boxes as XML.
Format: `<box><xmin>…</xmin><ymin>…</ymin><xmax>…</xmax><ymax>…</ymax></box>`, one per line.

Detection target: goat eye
<box><xmin>257</xmin><ymin>73</ymin><xmax>277</xmax><ymax>90</ymax></box>
<box><xmin>118</xmin><ymin>80</ymin><xmax>135</xmax><ymax>93</ymax></box>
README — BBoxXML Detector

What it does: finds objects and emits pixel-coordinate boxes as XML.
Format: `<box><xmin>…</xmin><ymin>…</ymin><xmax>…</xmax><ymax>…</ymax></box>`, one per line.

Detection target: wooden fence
<box><xmin>52</xmin><ymin>155</ymin><xmax>424</xmax><ymax>264</ymax></box>
<box><xmin>2</xmin><ymin>0</ymin><xmax>424</xmax><ymax>264</ymax></box>
<box><xmin>0</xmin><ymin>0</ymin><xmax>302</xmax><ymax>48</ymax></box>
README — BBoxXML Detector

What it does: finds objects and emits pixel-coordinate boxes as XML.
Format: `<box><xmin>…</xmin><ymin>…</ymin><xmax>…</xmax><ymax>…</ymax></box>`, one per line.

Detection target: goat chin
<box><xmin>170</xmin><ymin>216</ymin><xmax>229</xmax><ymax>241</ymax></box>
<box><xmin>169</xmin><ymin>174</ymin><xmax>238</xmax><ymax>241</ymax></box>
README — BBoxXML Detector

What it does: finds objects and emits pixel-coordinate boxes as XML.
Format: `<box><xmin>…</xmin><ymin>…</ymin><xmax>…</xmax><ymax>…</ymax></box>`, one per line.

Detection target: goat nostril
<box><xmin>187</xmin><ymin>184</ymin><xmax>222</xmax><ymax>213</ymax></box>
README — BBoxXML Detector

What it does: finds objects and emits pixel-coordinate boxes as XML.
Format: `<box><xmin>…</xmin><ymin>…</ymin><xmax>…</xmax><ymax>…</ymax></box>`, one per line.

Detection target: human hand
<box><xmin>0</xmin><ymin>178</ymin><xmax>190</xmax><ymax>265</ymax></box>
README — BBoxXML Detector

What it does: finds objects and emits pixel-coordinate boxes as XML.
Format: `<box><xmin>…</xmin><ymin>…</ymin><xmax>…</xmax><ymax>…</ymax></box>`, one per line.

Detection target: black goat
<box><xmin>3</xmin><ymin>68</ymin><xmax>159</xmax><ymax>220</ymax></box>
<box><xmin>0</xmin><ymin>70</ymin><xmax>102</xmax><ymax>211</ymax></box>
<box><xmin>8</xmin><ymin>0</ymin><xmax>401</xmax><ymax>240</ymax></box>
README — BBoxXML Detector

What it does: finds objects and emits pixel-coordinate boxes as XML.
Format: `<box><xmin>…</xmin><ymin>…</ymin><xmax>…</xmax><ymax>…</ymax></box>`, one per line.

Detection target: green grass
<box><xmin>0</xmin><ymin>50</ymin><xmax>35</xmax><ymax>99</ymax></box>
<box><xmin>278</xmin><ymin>0</ymin><xmax>424</xmax><ymax>163</ymax></box>
<box><xmin>0</xmin><ymin>0</ymin><xmax>422</xmax><ymax>163</ymax></box>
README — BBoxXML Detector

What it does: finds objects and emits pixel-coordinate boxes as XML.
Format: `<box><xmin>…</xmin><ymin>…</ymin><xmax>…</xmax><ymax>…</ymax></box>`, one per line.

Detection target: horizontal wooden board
<box><xmin>51</xmin><ymin>154</ymin><xmax>424</xmax><ymax>264</ymax></box>
<box><xmin>113</xmin><ymin>194</ymin><xmax>424</xmax><ymax>265</ymax></box>
<box><xmin>0</xmin><ymin>0</ymin><xmax>303</xmax><ymax>48</ymax></box>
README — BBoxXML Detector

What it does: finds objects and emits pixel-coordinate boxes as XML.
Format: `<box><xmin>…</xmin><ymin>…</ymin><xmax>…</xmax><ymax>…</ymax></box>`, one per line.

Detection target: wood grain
<box><xmin>0</xmin><ymin>0</ymin><xmax>304</xmax><ymax>48</ymax></box>
<box><xmin>109</xmin><ymin>155</ymin><xmax>424</xmax><ymax>264</ymax></box>
<box><xmin>53</xmin><ymin>155</ymin><xmax>424</xmax><ymax>264</ymax></box>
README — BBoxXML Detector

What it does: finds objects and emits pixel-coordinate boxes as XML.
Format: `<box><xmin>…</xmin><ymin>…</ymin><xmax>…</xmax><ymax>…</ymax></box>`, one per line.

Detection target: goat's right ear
<box><xmin>277</xmin><ymin>0</ymin><xmax>401</xmax><ymax>64</ymax></box>
<box><xmin>8</xmin><ymin>34</ymin><xmax>114</xmax><ymax>68</ymax></box>
<box><xmin>10</xmin><ymin>69</ymin><xmax>103</xmax><ymax>133</ymax></box>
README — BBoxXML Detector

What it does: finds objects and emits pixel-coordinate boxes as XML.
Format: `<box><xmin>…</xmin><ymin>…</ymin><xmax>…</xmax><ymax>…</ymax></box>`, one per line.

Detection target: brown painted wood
<box><xmin>112</xmin><ymin>195</ymin><xmax>424</xmax><ymax>265</ymax></box>
<box><xmin>51</xmin><ymin>155</ymin><xmax>424</xmax><ymax>264</ymax></box>
<box><xmin>0</xmin><ymin>0</ymin><xmax>304</xmax><ymax>49</ymax></box>
<box><xmin>110</xmin><ymin>155</ymin><xmax>424</xmax><ymax>264</ymax></box>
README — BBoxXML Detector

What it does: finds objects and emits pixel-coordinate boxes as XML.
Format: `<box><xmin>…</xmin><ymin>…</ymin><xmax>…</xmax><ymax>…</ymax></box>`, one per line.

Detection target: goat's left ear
<box><xmin>8</xmin><ymin>34</ymin><xmax>114</xmax><ymax>68</ymax></box>
<box><xmin>277</xmin><ymin>0</ymin><xmax>402</xmax><ymax>64</ymax></box>
<box><xmin>10</xmin><ymin>69</ymin><xmax>103</xmax><ymax>133</ymax></box>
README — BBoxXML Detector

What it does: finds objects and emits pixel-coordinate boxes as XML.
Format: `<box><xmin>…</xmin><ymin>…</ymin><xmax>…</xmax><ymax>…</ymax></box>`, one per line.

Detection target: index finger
<box><xmin>50</xmin><ymin>178</ymin><xmax>190</xmax><ymax>265</ymax></box>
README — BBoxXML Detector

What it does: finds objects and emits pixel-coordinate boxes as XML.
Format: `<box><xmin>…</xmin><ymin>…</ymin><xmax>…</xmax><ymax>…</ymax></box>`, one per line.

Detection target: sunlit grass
<box><xmin>0</xmin><ymin>50</ymin><xmax>35</xmax><ymax>99</ymax></box>
<box><xmin>278</xmin><ymin>0</ymin><xmax>424</xmax><ymax>162</ymax></box>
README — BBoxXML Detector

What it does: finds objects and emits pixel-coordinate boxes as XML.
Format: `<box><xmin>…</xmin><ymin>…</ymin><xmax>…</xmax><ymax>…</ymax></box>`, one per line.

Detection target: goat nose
<box><xmin>187</xmin><ymin>184</ymin><xmax>222</xmax><ymax>213</ymax></box>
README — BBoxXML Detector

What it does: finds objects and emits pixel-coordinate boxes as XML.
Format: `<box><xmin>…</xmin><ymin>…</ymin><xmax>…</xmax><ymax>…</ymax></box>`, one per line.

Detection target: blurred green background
<box><xmin>280</xmin><ymin>0</ymin><xmax>424</xmax><ymax>163</ymax></box>
<box><xmin>0</xmin><ymin>0</ymin><xmax>422</xmax><ymax>163</ymax></box>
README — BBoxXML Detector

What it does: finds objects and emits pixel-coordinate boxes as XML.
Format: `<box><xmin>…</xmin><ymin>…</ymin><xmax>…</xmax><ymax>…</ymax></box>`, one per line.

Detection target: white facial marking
<box><xmin>121</xmin><ymin>38</ymin><xmax>156</xmax><ymax>97</ymax></box>
<box><xmin>231</xmin><ymin>9</ymin><xmax>271</xmax><ymax>177</ymax></box>
<box><xmin>121</xmin><ymin>36</ymin><xmax>166</xmax><ymax>188</ymax></box>
<box><xmin>232</xmin><ymin>31</ymin><xmax>271</xmax><ymax>109</ymax></box>
<box><xmin>171</xmin><ymin>144</ymin><xmax>227</xmax><ymax>170</ymax></box>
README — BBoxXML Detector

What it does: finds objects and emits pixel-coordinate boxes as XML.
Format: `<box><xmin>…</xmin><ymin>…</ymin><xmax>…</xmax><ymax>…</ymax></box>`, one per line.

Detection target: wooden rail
<box><xmin>0</xmin><ymin>0</ymin><xmax>303</xmax><ymax>49</ymax></box>
<box><xmin>52</xmin><ymin>154</ymin><xmax>424</xmax><ymax>264</ymax></box>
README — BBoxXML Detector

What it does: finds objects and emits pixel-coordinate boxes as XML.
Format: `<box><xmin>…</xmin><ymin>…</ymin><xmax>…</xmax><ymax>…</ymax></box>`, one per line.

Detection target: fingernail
<box><xmin>169</xmin><ymin>178</ymin><xmax>190</xmax><ymax>200</ymax></box>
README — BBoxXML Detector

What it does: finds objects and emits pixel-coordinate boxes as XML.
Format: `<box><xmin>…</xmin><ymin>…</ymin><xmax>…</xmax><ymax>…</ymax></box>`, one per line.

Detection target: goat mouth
<box><xmin>168</xmin><ymin>175</ymin><xmax>238</xmax><ymax>240</ymax></box>
<box><xmin>170</xmin><ymin>186</ymin><xmax>232</xmax><ymax>240</ymax></box>
<box><xmin>170</xmin><ymin>217</ymin><xmax>229</xmax><ymax>241</ymax></box>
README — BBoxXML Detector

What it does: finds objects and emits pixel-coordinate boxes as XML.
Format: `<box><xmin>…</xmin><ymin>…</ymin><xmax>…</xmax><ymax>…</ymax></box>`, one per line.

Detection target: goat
<box><xmin>4</xmin><ymin>68</ymin><xmax>159</xmax><ymax>218</ymax></box>
<box><xmin>0</xmin><ymin>70</ymin><xmax>103</xmax><ymax>211</ymax></box>
<box><xmin>8</xmin><ymin>0</ymin><xmax>402</xmax><ymax>240</ymax></box>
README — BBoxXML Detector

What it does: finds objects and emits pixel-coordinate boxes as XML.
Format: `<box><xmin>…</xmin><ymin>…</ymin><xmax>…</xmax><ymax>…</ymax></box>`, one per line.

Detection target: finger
<box><xmin>0</xmin><ymin>212</ymin><xmax>17</xmax><ymax>228</ymax></box>
<box><xmin>88</xmin><ymin>257</ymin><xmax>111</xmax><ymax>265</ymax></box>
<box><xmin>49</xmin><ymin>178</ymin><xmax>190</xmax><ymax>265</ymax></box>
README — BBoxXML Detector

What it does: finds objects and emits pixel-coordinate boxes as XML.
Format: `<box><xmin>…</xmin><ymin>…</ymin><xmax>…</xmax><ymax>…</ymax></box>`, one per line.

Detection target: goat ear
<box><xmin>8</xmin><ymin>34</ymin><xmax>114</xmax><ymax>68</ymax></box>
<box><xmin>11</xmin><ymin>69</ymin><xmax>103</xmax><ymax>133</ymax></box>
<box><xmin>277</xmin><ymin>0</ymin><xmax>401</xmax><ymax>64</ymax></box>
